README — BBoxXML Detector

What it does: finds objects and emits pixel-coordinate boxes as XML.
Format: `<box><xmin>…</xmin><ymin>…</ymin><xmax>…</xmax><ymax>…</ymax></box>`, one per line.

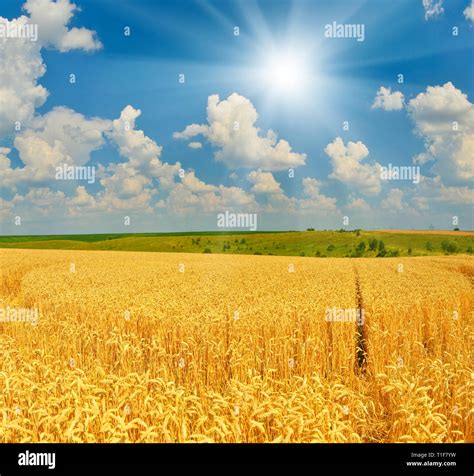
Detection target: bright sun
<box><xmin>261</xmin><ymin>50</ymin><xmax>311</xmax><ymax>96</ymax></box>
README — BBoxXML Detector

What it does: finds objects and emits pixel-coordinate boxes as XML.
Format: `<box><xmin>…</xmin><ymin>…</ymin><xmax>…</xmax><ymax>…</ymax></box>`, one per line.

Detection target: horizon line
<box><xmin>0</xmin><ymin>229</ymin><xmax>472</xmax><ymax>238</ymax></box>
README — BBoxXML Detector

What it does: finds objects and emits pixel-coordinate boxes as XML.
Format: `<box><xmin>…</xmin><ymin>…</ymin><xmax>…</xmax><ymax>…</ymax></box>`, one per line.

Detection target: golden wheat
<box><xmin>0</xmin><ymin>249</ymin><xmax>472</xmax><ymax>442</ymax></box>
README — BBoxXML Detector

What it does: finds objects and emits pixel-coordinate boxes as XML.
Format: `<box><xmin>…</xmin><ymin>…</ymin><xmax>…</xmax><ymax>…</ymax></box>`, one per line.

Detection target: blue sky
<box><xmin>0</xmin><ymin>0</ymin><xmax>473</xmax><ymax>234</ymax></box>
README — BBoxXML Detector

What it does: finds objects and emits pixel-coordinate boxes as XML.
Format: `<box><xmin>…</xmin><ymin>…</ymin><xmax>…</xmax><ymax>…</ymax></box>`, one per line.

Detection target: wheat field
<box><xmin>0</xmin><ymin>248</ymin><xmax>472</xmax><ymax>443</ymax></box>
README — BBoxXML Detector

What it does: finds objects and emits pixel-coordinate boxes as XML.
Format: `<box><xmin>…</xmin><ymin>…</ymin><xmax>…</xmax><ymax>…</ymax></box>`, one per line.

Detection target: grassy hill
<box><xmin>0</xmin><ymin>230</ymin><xmax>473</xmax><ymax>257</ymax></box>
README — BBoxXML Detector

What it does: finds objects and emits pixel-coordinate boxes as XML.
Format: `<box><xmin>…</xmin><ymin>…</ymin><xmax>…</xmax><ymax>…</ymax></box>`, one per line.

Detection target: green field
<box><xmin>0</xmin><ymin>230</ymin><xmax>473</xmax><ymax>257</ymax></box>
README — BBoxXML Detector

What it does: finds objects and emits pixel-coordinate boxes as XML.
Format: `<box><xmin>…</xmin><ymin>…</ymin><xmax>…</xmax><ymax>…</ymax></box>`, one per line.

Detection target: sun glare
<box><xmin>260</xmin><ymin>49</ymin><xmax>312</xmax><ymax>98</ymax></box>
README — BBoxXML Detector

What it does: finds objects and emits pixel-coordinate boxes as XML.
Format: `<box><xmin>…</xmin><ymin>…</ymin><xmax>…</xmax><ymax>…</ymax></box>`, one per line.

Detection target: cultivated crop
<box><xmin>0</xmin><ymin>249</ymin><xmax>472</xmax><ymax>442</ymax></box>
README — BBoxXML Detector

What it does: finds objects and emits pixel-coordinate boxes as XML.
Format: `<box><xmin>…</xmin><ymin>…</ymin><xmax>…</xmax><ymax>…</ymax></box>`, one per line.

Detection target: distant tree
<box><xmin>369</xmin><ymin>239</ymin><xmax>378</xmax><ymax>251</ymax></box>
<box><xmin>378</xmin><ymin>240</ymin><xmax>385</xmax><ymax>252</ymax></box>
<box><xmin>441</xmin><ymin>240</ymin><xmax>458</xmax><ymax>254</ymax></box>
<box><xmin>425</xmin><ymin>242</ymin><xmax>433</xmax><ymax>252</ymax></box>
<box><xmin>254</xmin><ymin>251</ymin><xmax>262</xmax><ymax>255</ymax></box>
<box><xmin>300</xmin><ymin>251</ymin><xmax>305</xmax><ymax>256</ymax></box>
<box><xmin>327</xmin><ymin>244</ymin><xmax>335</xmax><ymax>252</ymax></box>
<box><xmin>203</xmin><ymin>248</ymin><xmax>212</xmax><ymax>253</ymax></box>
<box><xmin>408</xmin><ymin>248</ymin><xmax>412</xmax><ymax>255</ymax></box>
<box><xmin>467</xmin><ymin>246</ymin><xmax>473</xmax><ymax>254</ymax></box>
<box><xmin>306</xmin><ymin>228</ymin><xmax>315</xmax><ymax>231</ymax></box>
<box><xmin>454</xmin><ymin>227</ymin><xmax>460</xmax><ymax>231</ymax></box>
<box><xmin>356</xmin><ymin>241</ymin><xmax>366</xmax><ymax>255</ymax></box>
<box><xmin>315</xmin><ymin>251</ymin><xmax>321</xmax><ymax>257</ymax></box>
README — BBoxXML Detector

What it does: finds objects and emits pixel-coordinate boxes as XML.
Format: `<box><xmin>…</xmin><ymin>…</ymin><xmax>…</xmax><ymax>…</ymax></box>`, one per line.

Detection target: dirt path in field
<box><xmin>354</xmin><ymin>266</ymin><xmax>367</xmax><ymax>373</ymax></box>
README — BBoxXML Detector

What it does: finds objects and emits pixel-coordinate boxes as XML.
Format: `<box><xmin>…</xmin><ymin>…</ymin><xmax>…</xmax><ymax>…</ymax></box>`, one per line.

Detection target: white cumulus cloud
<box><xmin>408</xmin><ymin>82</ymin><xmax>474</xmax><ymax>183</ymax></box>
<box><xmin>346</xmin><ymin>198</ymin><xmax>371</xmax><ymax>211</ymax></box>
<box><xmin>188</xmin><ymin>142</ymin><xmax>202</xmax><ymax>149</ymax></box>
<box><xmin>173</xmin><ymin>93</ymin><xmax>306</xmax><ymax>171</ymax></box>
<box><xmin>372</xmin><ymin>86</ymin><xmax>404</xmax><ymax>111</ymax></box>
<box><xmin>464</xmin><ymin>0</ymin><xmax>474</xmax><ymax>21</ymax></box>
<box><xmin>0</xmin><ymin>0</ymin><xmax>101</xmax><ymax>140</ymax></box>
<box><xmin>247</xmin><ymin>170</ymin><xmax>282</xmax><ymax>194</ymax></box>
<box><xmin>325</xmin><ymin>137</ymin><xmax>382</xmax><ymax>195</ymax></box>
<box><xmin>422</xmin><ymin>0</ymin><xmax>444</xmax><ymax>19</ymax></box>
<box><xmin>381</xmin><ymin>188</ymin><xmax>405</xmax><ymax>210</ymax></box>
<box><xmin>0</xmin><ymin>107</ymin><xmax>110</xmax><ymax>189</ymax></box>
<box><xmin>299</xmin><ymin>177</ymin><xmax>338</xmax><ymax>211</ymax></box>
<box><xmin>24</xmin><ymin>0</ymin><xmax>102</xmax><ymax>51</ymax></box>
